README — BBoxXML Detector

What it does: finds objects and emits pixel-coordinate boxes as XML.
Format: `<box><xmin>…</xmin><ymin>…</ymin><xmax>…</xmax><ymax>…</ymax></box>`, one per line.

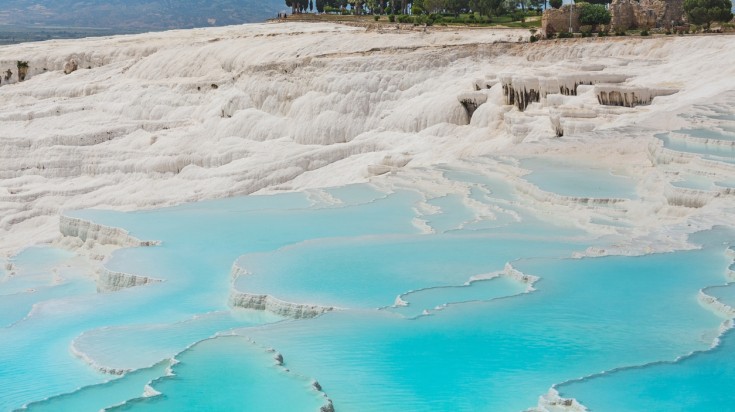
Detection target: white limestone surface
<box><xmin>1</xmin><ymin>24</ymin><xmax>734</xmax><ymax>260</ymax></box>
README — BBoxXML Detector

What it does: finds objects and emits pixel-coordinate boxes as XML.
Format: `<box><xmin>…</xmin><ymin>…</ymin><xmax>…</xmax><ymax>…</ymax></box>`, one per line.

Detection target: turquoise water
<box><xmin>2</xmin><ymin>189</ymin><xmax>423</xmax><ymax>409</ymax></box>
<box><xmin>520</xmin><ymin>158</ymin><xmax>638</xmax><ymax>199</ymax></box>
<box><xmin>387</xmin><ymin>275</ymin><xmax>528</xmax><ymax>318</ymax></box>
<box><xmin>425</xmin><ymin>194</ymin><xmax>477</xmax><ymax>232</ymax></box>
<box><xmin>709</xmin><ymin>282</ymin><xmax>735</xmax><ymax>309</ymax></box>
<box><xmin>0</xmin><ymin>247</ymin><xmax>95</xmax><ymax>328</ymax></box>
<box><xmin>108</xmin><ymin>336</ymin><xmax>328</xmax><ymax>411</ymax></box>
<box><xmin>235</xmin><ymin>233</ymin><xmax>579</xmax><ymax>310</ymax></box>
<box><xmin>23</xmin><ymin>361</ymin><xmax>172</xmax><ymax>412</ymax></box>
<box><xmin>228</xmin><ymin>232</ymin><xmax>731</xmax><ymax>411</ymax></box>
<box><xmin>557</xmin><ymin>328</ymin><xmax>735</xmax><ymax>411</ymax></box>
<box><xmin>1</xmin><ymin>167</ymin><xmax>733</xmax><ymax>411</ymax></box>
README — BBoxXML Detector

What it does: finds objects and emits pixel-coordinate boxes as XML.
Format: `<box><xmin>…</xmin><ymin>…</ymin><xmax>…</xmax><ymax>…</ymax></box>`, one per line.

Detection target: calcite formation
<box><xmin>595</xmin><ymin>85</ymin><xmax>678</xmax><ymax>107</ymax></box>
<box><xmin>63</xmin><ymin>59</ymin><xmax>78</xmax><ymax>75</ymax></box>
<box><xmin>228</xmin><ymin>290</ymin><xmax>333</xmax><ymax>319</ymax></box>
<box><xmin>500</xmin><ymin>72</ymin><xmax>627</xmax><ymax>111</ymax></box>
<box><xmin>457</xmin><ymin>91</ymin><xmax>489</xmax><ymax>120</ymax></box>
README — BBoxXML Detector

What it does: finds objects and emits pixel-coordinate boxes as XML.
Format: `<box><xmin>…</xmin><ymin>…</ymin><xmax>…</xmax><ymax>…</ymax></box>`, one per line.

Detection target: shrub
<box><xmin>683</xmin><ymin>0</ymin><xmax>734</xmax><ymax>29</ymax></box>
<box><xmin>579</xmin><ymin>4</ymin><xmax>611</xmax><ymax>26</ymax></box>
<box><xmin>389</xmin><ymin>14</ymin><xmax>395</xmax><ymax>22</ymax></box>
<box><xmin>398</xmin><ymin>14</ymin><xmax>410</xmax><ymax>23</ymax></box>
<box><xmin>550</xmin><ymin>0</ymin><xmax>563</xmax><ymax>9</ymax></box>
<box><xmin>430</xmin><ymin>13</ymin><xmax>443</xmax><ymax>23</ymax></box>
<box><xmin>558</xmin><ymin>31</ymin><xmax>573</xmax><ymax>38</ymax></box>
<box><xmin>530</xmin><ymin>35</ymin><xmax>539</xmax><ymax>42</ymax></box>
<box><xmin>640</xmin><ymin>29</ymin><xmax>650</xmax><ymax>36</ymax></box>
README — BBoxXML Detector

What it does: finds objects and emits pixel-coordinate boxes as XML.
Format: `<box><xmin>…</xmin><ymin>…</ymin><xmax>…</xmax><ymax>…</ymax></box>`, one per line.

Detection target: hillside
<box><xmin>0</xmin><ymin>0</ymin><xmax>284</xmax><ymax>31</ymax></box>
<box><xmin>0</xmin><ymin>24</ymin><xmax>734</xmax><ymax>257</ymax></box>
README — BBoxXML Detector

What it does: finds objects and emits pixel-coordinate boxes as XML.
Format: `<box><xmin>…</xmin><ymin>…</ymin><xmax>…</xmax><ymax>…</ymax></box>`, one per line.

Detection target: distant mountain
<box><xmin>0</xmin><ymin>0</ymin><xmax>286</xmax><ymax>31</ymax></box>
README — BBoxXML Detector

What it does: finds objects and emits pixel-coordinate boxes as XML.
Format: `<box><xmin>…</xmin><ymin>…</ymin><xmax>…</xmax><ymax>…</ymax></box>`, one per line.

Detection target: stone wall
<box><xmin>610</xmin><ymin>0</ymin><xmax>686</xmax><ymax>30</ymax></box>
<box><xmin>543</xmin><ymin>0</ymin><xmax>686</xmax><ymax>35</ymax></box>
<box><xmin>542</xmin><ymin>5</ymin><xmax>581</xmax><ymax>37</ymax></box>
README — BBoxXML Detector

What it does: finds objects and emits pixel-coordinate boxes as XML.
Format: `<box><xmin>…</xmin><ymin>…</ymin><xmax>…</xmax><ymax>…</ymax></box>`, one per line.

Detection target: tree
<box><xmin>529</xmin><ymin>0</ymin><xmax>545</xmax><ymax>11</ymax></box>
<box><xmin>683</xmin><ymin>0</ymin><xmax>733</xmax><ymax>28</ymax></box>
<box><xmin>365</xmin><ymin>0</ymin><xmax>380</xmax><ymax>13</ymax></box>
<box><xmin>549</xmin><ymin>0</ymin><xmax>562</xmax><ymax>9</ymax></box>
<box><xmin>316</xmin><ymin>0</ymin><xmax>325</xmax><ymax>12</ymax></box>
<box><xmin>579</xmin><ymin>3</ymin><xmax>610</xmax><ymax>28</ymax></box>
<box><xmin>402</xmin><ymin>0</ymin><xmax>410</xmax><ymax>14</ymax></box>
<box><xmin>285</xmin><ymin>0</ymin><xmax>309</xmax><ymax>13</ymax></box>
<box><xmin>424</xmin><ymin>0</ymin><xmax>446</xmax><ymax>13</ymax></box>
<box><xmin>412</xmin><ymin>0</ymin><xmax>425</xmax><ymax>14</ymax></box>
<box><xmin>446</xmin><ymin>0</ymin><xmax>470</xmax><ymax>15</ymax></box>
<box><xmin>470</xmin><ymin>0</ymin><xmax>507</xmax><ymax>16</ymax></box>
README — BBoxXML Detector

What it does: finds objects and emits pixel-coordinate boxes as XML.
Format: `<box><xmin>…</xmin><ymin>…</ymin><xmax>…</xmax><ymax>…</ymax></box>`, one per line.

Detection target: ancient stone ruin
<box><xmin>542</xmin><ymin>5</ymin><xmax>581</xmax><ymax>37</ymax></box>
<box><xmin>542</xmin><ymin>0</ymin><xmax>686</xmax><ymax>36</ymax></box>
<box><xmin>610</xmin><ymin>0</ymin><xmax>686</xmax><ymax>30</ymax></box>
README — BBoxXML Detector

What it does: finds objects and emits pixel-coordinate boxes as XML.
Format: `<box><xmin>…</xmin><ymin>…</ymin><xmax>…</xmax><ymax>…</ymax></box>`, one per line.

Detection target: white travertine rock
<box><xmin>595</xmin><ymin>85</ymin><xmax>678</xmax><ymax>107</ymax></box>
<box><xmin>63</xmin><ymin>59</ymin><xmax>78</xmax><ymax>75</ymax></box>
<box><xmin>60</xmin><ymin>216</ymin><xmax>157</xmax><ymax>248</ymax></box>
<box><xmin>0</xmin><ymin>24</ymin><xmax>733</xmax><ymax>264</ymax></box>
<box><xmin>228</xmin><ymin>291</ymin><xmax>333</xmax><ymax>319</ymax></box>
<box><xmin>96</xmin><ymin>268</ymin><xmax>163</xmax><ymax>293</ymax></box>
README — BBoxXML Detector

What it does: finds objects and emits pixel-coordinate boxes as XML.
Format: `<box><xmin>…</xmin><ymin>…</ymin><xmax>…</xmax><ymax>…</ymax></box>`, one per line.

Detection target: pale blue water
<box><xmin>669</xmin><ymin>172</ymin><xmax>717</xmax><ymax>191</ymax></box>
<box><xmin>676</xmin><ymin>128</ymin><xmax>735</xmax><ymax>142</ymax></box>
<box><xmin>520</xmin><ymin>158</ymin><xmax>638</xmax><ymax>199</ymax></box>
<box><xmin>1</xmin><ymin>167</ymin><xmax>733</xmax><ymax>412</ymax></box>
<box><xmin>658</xmin><ymin>132</ymin><xmax>735</xmax><ymax>164</ymax></box>
<box><xmin>0</xmin><ymin>247</ymin><xmax>94</xmax><ymax>327</ymax></box>
<box><xmin>425</xmin><ymin>194</ymin><xmax>477</xmax><ymax>232</ymax></box>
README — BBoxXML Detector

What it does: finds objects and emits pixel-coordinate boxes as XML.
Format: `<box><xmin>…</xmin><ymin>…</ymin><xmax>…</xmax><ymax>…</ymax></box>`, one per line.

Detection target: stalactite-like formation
<box><xmin>457</xmin><ymin>91</ymin><xmax>489</xmax><ymax>121</ymax></box>
<box><xmin>596</xmin><ymin>85</ymin><xmax>677</xmax><ymax>107</ymax></box>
